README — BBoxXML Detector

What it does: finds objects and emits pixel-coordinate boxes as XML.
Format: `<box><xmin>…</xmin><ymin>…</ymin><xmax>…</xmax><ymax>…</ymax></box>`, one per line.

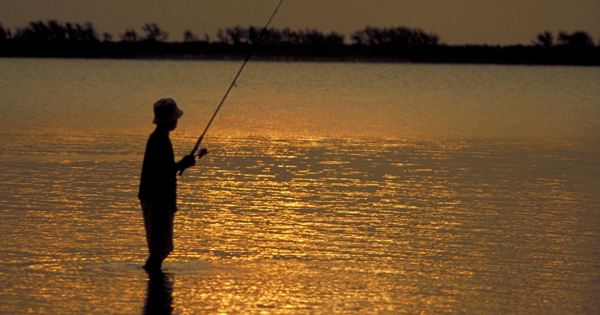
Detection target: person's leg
<box><xmin>144</xmin><ymin>251</ymin><xmax>169</xmax><ymax>272</ymax></box>
<box><xmin>141</xmin><ymin>200</ymin><xmax>175</xmax><ymax>271</ymax></box>
<box><xmin>143</xmin><ymin>254</ymin><xmax>157</xmax><ymax>271</ymax></box>
<box><xmin>142</xmin><ymin>200</ymin><xmax>155</xmax><ymax>270</ymax></box>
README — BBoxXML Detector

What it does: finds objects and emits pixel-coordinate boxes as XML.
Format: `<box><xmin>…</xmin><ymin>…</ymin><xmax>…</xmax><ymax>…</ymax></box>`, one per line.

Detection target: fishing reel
<box><xmin>196</xmin><ymin>148</ymin><xmax>209</xmax><ymax>158</ymax></box>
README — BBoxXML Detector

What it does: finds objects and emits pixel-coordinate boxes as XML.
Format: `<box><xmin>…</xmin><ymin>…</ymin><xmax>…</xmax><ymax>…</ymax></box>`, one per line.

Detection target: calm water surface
<box><xmin>0</xmin><ymin>58</ymin><xmax>599</xmax><ymax>314</ymax></box>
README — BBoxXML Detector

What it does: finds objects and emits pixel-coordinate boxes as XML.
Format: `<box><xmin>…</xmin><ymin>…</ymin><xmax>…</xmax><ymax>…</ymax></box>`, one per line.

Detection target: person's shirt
<box><xmin>138</xmin><ymin>130</ymin><xmax>177</xmax><ymax>204</ymax></box>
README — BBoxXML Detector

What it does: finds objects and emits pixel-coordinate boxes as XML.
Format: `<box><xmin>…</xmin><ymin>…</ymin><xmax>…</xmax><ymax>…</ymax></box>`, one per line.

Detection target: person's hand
<box><xmin>197</xmin><ymin>148</ymin><xmax>209</xmax><ymax>159</ymax></box>
<box><xmin>181</xmin><ymin>154</ymin><xmax>196</xmax><ymax>169</ymax></box>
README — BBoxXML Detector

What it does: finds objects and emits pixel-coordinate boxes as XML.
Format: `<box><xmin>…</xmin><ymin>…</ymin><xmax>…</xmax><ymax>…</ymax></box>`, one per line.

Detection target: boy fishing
<box><xmin>138</xmin><ymin>98</ymin><xmax>207</xmax><ymax>272</ymax></box>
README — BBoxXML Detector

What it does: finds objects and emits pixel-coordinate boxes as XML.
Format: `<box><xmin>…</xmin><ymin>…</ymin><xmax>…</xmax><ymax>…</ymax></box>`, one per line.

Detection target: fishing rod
<box><xmin>180</xmin><ymin>0</ymin><xmax>284</xmax><ymax>176</ymax></box>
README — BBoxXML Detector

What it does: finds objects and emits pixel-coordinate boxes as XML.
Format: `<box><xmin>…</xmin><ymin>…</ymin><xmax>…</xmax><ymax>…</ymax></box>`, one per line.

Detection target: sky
<box><xmin>1</xmin><ymin>0</ymin><xmax>599</xmax><ymax>45</ymax></box>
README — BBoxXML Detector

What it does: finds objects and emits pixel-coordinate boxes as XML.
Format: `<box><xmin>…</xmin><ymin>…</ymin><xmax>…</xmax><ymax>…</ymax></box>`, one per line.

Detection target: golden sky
<box><xmin>1</xmin><ymin>0</ymin><xmax>599</xmax><ymax>45</ymax></box>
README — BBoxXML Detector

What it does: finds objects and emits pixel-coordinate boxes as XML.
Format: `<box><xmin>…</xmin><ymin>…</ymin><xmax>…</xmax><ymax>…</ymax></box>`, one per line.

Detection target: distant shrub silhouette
<box><xmin>557</xmin><ymin>31</ymin><xmax>595</xmax><ymax>47</ymax></box>
<box><xmin>142</xmin><ymin>23</ymin><xmax>169</xmax><ymax>42</ymax></box>
<box><xmin>12</xmin><ymin>20</ymin><xmax>99</xmax><ymax>42</ymax></box>
<box><xmin>350</xmin><ymin>26</ymin><xmax>439</xmax><ymax>47</ymax></box>
<box><xmin>69</xmin><ymin>22</ymin><xmax>98</xmax><ymax>42</ymax></box>
<box><xmin>102</xmin><ymin>32</ymin><xmax>113</xmax><ymax>42</ymax></box>
<box><xmin>183</xmin><ymin>30</ymin><xmax>199</xmax><ymax>42</ymax></box>
<box><xmin>533</xmin><ymin>31</ymin><xmax>554</xmax><ymax>48</ymax></box>
<box><xmin>215</xmin><ymin>26</ymin><xmax>344</xmax><ymax>45</ymax></box>
<box><xmin>293</xmin><ymin>28</ymin><xmax>344</xmax><ymax>45</ymax></box>
<box><xmin>120</xmin><ymin>29</ymin><xmax>139</xmax><ymax>42</ymax></box>
<box><xmin>0</xmin><ymin>23</ymin><xmax>10</xmax><ymax>40</ymax></box>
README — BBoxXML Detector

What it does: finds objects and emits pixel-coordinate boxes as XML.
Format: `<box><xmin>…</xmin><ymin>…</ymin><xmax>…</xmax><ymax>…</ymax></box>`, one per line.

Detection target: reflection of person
<box><xmin>138</xmin><ymin>98</ymin><xmax>206</xmax><ymax>272</ymax></box>
<box><xmin>143</xmin><ymin>271</ymin><xmax>174</xmax><ymax>314</ymax></box>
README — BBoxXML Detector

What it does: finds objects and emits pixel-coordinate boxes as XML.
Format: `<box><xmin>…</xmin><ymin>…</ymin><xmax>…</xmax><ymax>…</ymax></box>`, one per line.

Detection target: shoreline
<box><xmin>1</xmin><ymin>41</ymin><xmax>599</xmax><ymax>66</ymax></box>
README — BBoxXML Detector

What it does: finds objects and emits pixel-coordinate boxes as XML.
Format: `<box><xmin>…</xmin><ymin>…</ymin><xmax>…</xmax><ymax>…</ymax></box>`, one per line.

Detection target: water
<box><xmin>0</xmin><ymin>58</ymin><xmax>599</xmax><ymax>314</ymax></box>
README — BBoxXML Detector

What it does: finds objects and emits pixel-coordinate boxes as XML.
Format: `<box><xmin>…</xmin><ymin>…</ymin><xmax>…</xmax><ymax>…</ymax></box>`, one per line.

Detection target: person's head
<box><xmin>153</xmin><ymin>98</ymin><xmax>183</xmax><ymax>131</ymax></box>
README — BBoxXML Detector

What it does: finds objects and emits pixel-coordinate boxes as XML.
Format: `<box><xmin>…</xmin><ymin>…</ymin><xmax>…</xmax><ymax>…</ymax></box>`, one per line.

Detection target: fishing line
<box><xmin>180</xmin><ymin>0</ymin><xmax>284</xmax><ymax>176</ymax></box>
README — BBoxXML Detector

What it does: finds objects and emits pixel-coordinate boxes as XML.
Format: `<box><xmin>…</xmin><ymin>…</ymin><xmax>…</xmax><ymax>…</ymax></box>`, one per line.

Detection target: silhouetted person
<box><xmin>139</xmin><ymin>98</ymin><xmax>206</xmax><ymax>272</ymax></box>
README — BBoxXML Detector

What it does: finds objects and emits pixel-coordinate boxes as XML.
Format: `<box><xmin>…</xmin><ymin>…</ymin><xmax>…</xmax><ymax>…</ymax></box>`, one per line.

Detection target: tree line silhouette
<box><xmin>1</xmin><ymin>20</ymin><xmax>599</xmax><ymax>65</ymax></box>
<box><xmin>532</xmin><ymin>30</ymin><xmax>596</xmax><ymax>48</ymax></box>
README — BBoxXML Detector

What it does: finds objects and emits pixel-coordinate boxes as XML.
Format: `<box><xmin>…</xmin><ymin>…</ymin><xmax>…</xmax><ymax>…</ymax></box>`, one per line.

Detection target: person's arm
<box><xmin>175</xmin><ymin>148</ymin><xmax>208</xmax><ymax>173</ymax></box>
<box><xmin>175</xmin><ymin>155</ymin><xmax>195</xmax><ymax>173</ymax></box>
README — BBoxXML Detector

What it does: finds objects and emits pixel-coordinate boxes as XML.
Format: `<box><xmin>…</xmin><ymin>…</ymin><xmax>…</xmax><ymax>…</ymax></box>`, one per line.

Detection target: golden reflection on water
<box><xmin>161</xmin><ymin>137</ymin><xmax>599</xmax><ymax>314</ymax></box>
<box><xmin>0</xmin><ymin>133</ymin><xmax>599</xmax><ymax>314</ymax></box>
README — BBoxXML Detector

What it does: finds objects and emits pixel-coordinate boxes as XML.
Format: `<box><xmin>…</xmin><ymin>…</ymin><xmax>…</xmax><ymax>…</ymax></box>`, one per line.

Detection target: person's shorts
<box><xmin>141</xmin><ymin>200</ymin><xmax>177</xmax><ymax>254</ymax></box>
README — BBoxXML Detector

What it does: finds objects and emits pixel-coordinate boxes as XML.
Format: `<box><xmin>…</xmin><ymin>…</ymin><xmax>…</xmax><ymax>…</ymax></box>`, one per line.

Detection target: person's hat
<box><xmin>153</xmin><ymin>98</ymin><xmax>183</xmax><ymax>124</ymax></box>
